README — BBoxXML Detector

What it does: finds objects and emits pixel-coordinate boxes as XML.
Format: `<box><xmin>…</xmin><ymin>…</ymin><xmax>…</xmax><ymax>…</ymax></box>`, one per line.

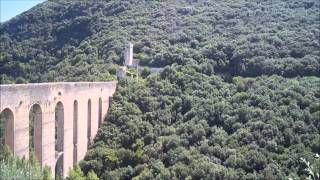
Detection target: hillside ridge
<box><xmin>1</xmin><ymin>0</ymin><xmax>319</xmax><ymax>84</ymax></box>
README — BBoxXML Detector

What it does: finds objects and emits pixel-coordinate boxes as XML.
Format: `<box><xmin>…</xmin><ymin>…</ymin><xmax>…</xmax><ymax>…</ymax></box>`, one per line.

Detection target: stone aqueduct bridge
<box><xmin>0</xmin><ymin>81</ymin><xmax>117</xmax><ymax>177</ymax></box>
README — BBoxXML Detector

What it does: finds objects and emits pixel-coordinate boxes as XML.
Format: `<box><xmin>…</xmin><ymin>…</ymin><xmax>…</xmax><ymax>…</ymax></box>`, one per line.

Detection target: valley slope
<box><xmin>0</xmin><ymin>0</ymin><xmax>319</xmax><ymax>179</ymax></box>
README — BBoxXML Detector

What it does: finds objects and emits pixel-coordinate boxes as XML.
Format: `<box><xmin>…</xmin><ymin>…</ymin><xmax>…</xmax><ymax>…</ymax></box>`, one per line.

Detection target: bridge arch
<box><xmin>0</xmin><ymin>108</ymin><xmax>14</xmax><ymax>152</ymax></box>
<box><xmin>73</xmin><ymin>100</ymin><xmax>78</xmax><ymax>165</ymax></box>
<box><xmin>55</xmin><ymin>101</ymin><xmax>64</xmax><ymax>178</ymax></box>
<box><xmin>29</xmin><ymin>104</ymin><xmax>42</xmax><ymax>163</ymax></box>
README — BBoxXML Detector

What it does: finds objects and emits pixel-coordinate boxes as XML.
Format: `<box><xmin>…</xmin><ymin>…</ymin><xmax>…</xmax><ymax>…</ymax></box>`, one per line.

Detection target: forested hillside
<box><xmin>80</xmin><ymin>67</ymin><xmax>319</xmax><ymax>179</ymax></box>
<box><xmin>1</xmin><ymin>0</ymin><xmax>319</xmax><ymax>83</ymax></box>
<box><xmin>0</xmin><ymin>0</ymin><xmax>319</xmax><ymax>179</ymax></box>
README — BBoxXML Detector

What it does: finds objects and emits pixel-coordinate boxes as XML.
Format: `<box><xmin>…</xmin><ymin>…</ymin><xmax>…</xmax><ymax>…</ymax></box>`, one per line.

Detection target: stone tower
<box><xmin>124</xmin><ymin>42</ymin><xmax>133</xmax><ymax>66</ymax></box>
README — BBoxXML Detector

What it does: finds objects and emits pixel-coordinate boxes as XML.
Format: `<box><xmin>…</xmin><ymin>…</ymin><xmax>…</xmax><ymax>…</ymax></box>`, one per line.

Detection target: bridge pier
<box><xmin>41</xmin><ymin>107</ymin><xmax>56</xmax><ymax>176</ymax></box>
<box><xmin>13</xmin><ymin>106</ymin><xmax>29</xmax><ymax>158</ymax></box>
<box><xmin>62</xmin><ymin>100</ymin><xmax>74</xmax><ymax>177</ymax></box>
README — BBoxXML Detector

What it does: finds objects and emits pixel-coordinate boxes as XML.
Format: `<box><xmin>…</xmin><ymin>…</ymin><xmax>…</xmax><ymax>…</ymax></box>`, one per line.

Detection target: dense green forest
<box><xmin>80</xmin><ymin>67</ymin><xmax>319</xmax><ymax>179</ymax></box>
<box><xmin>0</xmin><ymin>0</ymin><xmax>319</xmax><ymax>83</ymax></box>
<box><xmin>0</xmin><ymin>0</ymin><xmax>319</xmax><ymax>179</ymax></box>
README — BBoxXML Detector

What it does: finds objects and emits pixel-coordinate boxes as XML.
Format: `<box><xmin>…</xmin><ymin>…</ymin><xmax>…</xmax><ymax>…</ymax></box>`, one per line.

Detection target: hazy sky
<box><xmin>0</xmin><ymin>0</ymin><xmax>46</xmax><ymax>22</ymax></box>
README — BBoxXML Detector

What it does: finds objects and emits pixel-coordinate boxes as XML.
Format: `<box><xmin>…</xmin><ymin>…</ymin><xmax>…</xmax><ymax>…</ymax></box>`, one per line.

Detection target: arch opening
<box><xmin>73</xmin><ymin>100</ymin><xmax>78</xmax><ymax>165</ymax></box>
<box><xmin>55</xmin><ymin>102</ymin><xmax>64</xmax><ymax>179</ymax></box>
<box><xmin>98</xmin><ymin>98</ymin><xmax>102</xmax><ymax>127</ymax></box>
<box><xmin>29</xmin><ymin>104</ymin><xmax>42</xmax><ymax>163</ymax></box>
<box><xmin>87</xmin><ymin>99</ymin><xmax>91</xmax><ymax>149</ymax></box>
<box><xmin>0</xmin><ymin>108</ymin><xmax>14</xmax><ymax>152</ymax></box>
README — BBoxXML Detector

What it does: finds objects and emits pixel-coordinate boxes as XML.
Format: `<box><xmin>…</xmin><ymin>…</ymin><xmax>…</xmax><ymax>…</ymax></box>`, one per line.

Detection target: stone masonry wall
<box><xmin>0</xmin><ymin>81</ymin><xmax>117</xmax><ymax>177</ymax></box>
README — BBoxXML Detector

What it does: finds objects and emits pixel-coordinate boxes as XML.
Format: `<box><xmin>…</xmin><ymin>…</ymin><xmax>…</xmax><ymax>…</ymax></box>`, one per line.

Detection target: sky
<box><xmin>0</xmin><ymin>0</ymin><xmax>45</xmax><ymax>22</ymax></box>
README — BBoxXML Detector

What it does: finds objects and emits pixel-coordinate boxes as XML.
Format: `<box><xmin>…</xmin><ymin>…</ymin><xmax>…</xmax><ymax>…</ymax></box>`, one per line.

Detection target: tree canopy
<box><xmin>0</xmin><ymin>0</ymin><xmax>319</xmax><ymax>84</ymax></box>
<box><xmin>79</xmin><ymin>65</ymin><xmax>319</xmax><ymax>179</ymax></box>
<box><xmin>0</xmin><ymin>0</ymin><xmax>319</xmax><ymax>179</ymax></box>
